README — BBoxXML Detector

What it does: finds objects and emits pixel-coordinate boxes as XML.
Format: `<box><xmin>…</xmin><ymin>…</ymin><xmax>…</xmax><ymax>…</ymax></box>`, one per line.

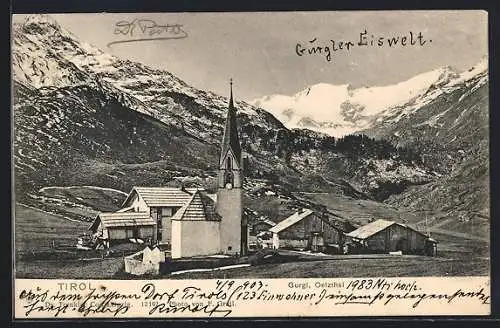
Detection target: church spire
<box><xmin>229</xmin><ymin>78</ymin><xmax>234</xmax><ymax>108</ymax></box>
<box><xmin>221</xmin><ymin>78</ymin><xmax>242</xmax><ymax>163</ymax></box>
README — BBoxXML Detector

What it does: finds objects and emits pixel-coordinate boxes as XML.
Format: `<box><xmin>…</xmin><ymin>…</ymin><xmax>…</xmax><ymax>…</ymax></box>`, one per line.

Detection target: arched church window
<box><xmin>224</xmin><ymin>171</ymin><xmax>233</xmax><ymax>186</ymax></box>
<box><xmin>226</xmin><ymin>157</ymin><xmax>232</xmax><ymax>170</ymax></box>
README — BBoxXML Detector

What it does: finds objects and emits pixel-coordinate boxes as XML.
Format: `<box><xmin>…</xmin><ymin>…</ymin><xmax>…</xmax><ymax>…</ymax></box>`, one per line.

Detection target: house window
<box><xmin>161</xmin><ymin>207</ymin><xmax>173</xmax><ymax>217</ymax></box>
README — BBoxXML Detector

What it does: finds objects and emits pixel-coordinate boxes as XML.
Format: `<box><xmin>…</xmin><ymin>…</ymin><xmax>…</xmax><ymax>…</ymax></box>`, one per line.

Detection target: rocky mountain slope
<box><xmin>12</xmin><ymin>14</ymin><xmax>440</xmax><ymax>208</ymax></box>
<box><xmin>12</xmin><ymin>15</ymin><xmax>285</xmax><ymax>192</ymax></box>
<box><xmin>252</xmin><ymin>43</ymin><xmax>489</xmax><ymax>223</ymax></box>
<box><xmin>362</xmin><ymin>62</ymin><xmax>489</xmax><ymax>221</ymax></box>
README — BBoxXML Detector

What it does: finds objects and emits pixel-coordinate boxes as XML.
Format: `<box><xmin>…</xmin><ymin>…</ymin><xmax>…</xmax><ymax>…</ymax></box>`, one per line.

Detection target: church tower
<box><xmin>217</xmin><ymin>79</ymin><xmax>247</xmax><ymax>256</ymax></box>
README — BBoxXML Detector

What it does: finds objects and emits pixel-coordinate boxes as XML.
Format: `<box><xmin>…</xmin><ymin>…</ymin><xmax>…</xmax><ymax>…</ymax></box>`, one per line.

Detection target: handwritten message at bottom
<box><xmin>14</xmin><ymin>277</ymin><xmax>490</xmax><ymax>318</ymax></box>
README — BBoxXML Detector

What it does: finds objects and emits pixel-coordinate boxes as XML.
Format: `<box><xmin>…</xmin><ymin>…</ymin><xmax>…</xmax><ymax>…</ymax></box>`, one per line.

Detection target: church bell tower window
<box><xmin>225</xmin><ymin>171</ymin><xmax>233</xmax><ymax>189</ymax></box>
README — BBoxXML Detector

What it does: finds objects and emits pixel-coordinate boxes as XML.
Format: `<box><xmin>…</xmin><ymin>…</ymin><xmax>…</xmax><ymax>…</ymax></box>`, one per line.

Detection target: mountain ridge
<box><xmin>251</xmin><ymin>58</ymin><xmax>487</xmax><ymax>137</ymax></box>
<box><xmin>11</xmin><ymin>14</ymin><xmax>489</xmax><ymax>229</ymax></box>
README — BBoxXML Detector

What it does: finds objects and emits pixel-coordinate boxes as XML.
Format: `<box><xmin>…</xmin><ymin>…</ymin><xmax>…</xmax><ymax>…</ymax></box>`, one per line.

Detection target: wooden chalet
<box><xmin>345</xmin><ymin>219</ymin><xmax>438</xmax><ymax>255</ymax></box>
<box><xmin>89</xmin><ymin>212</ymin><xmax>156</xmax><ymax>246</ymax></box>
<box><xmin>269</xmin><ymin>208</ymin><xmax>346</xmax><ymax>252</ymax></box>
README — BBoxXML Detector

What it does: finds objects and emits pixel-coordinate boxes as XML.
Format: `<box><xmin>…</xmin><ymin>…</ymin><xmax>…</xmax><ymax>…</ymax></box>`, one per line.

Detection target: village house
<box><xmin>269</xmin><ymin>209</ymin><xmax>345</xmax><ymax>252</ymax></box>
<box><xmin>250</xmin><ymin>217</ymin><xmax>276</xmax><ymax>235</ymax></box>
<box><xmin>89</xmin><ymin>186</ymin><xmax>211</xmax><ymax>246</ymax></box>
<box><xmin>345</xmin><ymin>219</ymin><xmax>438</xmax><ymax>256</ymax></box>
<box><xmin>89</xmin><ymin>211</ymin><xmax>156</xmax><ymax>247</ymax></box>
<box><xmin>90</xmin><ymin>80</ymin><xmax>248</xmax><ymax>259</ymax></box>
<box><xmin>119</xmin><ymin>186</ymin><xmax>213</xmax><ymax>245</ymax></box>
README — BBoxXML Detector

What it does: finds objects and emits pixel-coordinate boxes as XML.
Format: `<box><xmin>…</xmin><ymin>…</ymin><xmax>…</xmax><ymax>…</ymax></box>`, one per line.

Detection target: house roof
<box><xmin>346</xmin><ymin>219</ymin><xmax>428</xmax><ymax>240</ymax></box>
<box><xmin>171</xmin><ymin>190</ymin><xmax>221</xmax><ymax>221</ymax></box>
<box><xmin>346</xmin><ymin>219</ymin><xmax>394</xmax><ymax>239</ymax></box>
<box><xmin>254</xmin><ymin>218</ymin><xmax>277</xmax><ymax>227</ymax></box>
<box><xmin>122</xmin><ymin>186</ymin><xmax>202</xmax><ymax>208</ymax></box>
<box><xmin>117</xmin><ymin>206</ymin><xmax>134</xmax><ymax>213</ymax></box>
<box><xmin>269</xmin><ymin>209</ymin><xmax>314</xmax><ymax>234</ymax></box>
<box><xmin>90</xmin><ymin>212</ymin><xmax>155</xmax><ymax>230</ymax></box>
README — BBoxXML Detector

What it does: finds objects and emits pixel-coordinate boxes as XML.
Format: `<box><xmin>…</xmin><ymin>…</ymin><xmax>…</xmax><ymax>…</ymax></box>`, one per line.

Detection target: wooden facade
<box><xmin>89</xmin><ymin>212</ymin><xmax>156</xmax><ymax>244</ymax></box>
<box><xmin>346</xmin><ymin>219</ymin><xmax>436</xmax><ymax>255</ymax></box>
<box><xmin>150</xmin><ymin>206</ymin><xmax>182</xmax><ymax>245</ymax></box>
<box><xmin>251</xmin><ymin>219</ymin><xmax>276</xmax><ymax>236</ymax></box>
<box><xmin>120</xmin><ymin>187</ymin><xmax>209</xmax><ymax>245</ymax></box>
<box><xmin>270</xmin><ymin>209</ymin><xmax>344</xmax><ymax>251</ymax></box>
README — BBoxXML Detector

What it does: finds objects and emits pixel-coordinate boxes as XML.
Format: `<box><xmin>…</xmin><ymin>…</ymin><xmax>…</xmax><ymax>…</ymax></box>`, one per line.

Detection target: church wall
<box><xmin>171</xmin><ymin>220</ymin><xmax>221</xmax><ymax>259</ymax></box>
<box><xmin>171</xmin><ymin>220</ymin><xmax>182</xmax><ymax>259</ymax></box>
<box><xmin>217</xmin><ymin>189</ymin><xmax>243</xmax><ymax>255</ymax></box>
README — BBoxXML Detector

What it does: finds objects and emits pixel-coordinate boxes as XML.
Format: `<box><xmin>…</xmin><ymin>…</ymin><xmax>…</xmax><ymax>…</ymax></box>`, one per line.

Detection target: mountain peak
<box><xmin>251</xmin><ymin>59</ymin><xmax>488</xmax><ymax>137</ymax></box>
<box><xmin>469</xmin><ymin>56</ymin><xmax>488</xmax><ymax>74</ymax></box>
<box><xmin>22</xmin><ymin>14</ymin><xmax>61</xmax><ymax>31</ymax></box>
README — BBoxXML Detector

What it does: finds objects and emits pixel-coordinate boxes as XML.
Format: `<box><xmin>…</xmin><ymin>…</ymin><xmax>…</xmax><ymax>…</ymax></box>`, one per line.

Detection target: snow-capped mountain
<box><xmin>12</xmin><ymin>14</ymin><xmax>488</xmax><ymax>221</ymax></box>
<box><xmin>12</xmin><ymin>14</ymin><xmax>281</xmax><ymax>140</ymax></box>
<box><xmin>251</xmin><ymin>59</ymin><xmax>487</xmax><ymax>137</ymax></box>
<box><xmin>12</xmin><ymin>14</ymin><xmax>289</xmax><ymax>195</ymax></box>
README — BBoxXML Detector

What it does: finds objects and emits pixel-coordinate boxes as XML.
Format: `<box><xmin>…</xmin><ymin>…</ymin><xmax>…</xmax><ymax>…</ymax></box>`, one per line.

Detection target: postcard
<box><xmin>12</xmin><ymin>10</ymin><xmax>490</xmax><ymax>318</ymax></box>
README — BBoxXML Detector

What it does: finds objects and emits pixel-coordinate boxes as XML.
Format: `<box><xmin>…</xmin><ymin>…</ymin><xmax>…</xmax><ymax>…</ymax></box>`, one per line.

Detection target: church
<box><xmin>89</xmin><ymin>81</ymin><xmax>248</xmax><ymax>258</ymax></box>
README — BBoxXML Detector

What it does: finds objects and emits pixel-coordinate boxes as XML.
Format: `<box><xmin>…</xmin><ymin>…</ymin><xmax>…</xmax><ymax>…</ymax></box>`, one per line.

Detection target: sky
<box><xmin>13</xmin><ymin>11</ymin><xmax>488</xmax><ymax>101</ymax></box>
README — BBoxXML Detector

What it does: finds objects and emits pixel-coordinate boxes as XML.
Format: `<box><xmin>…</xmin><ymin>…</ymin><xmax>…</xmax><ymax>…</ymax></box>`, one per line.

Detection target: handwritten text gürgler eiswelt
<box><xmin>295</xmin><ymin>30</ymin><xmax>432</xmax><ymax>62</ymax></box>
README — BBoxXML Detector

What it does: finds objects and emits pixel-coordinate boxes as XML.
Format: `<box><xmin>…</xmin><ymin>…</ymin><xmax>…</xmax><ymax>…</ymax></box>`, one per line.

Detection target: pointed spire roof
<box><xmin>221</xmin><ymin>78</ymin><xmax>242</xmax><ymax>162</ymax></box>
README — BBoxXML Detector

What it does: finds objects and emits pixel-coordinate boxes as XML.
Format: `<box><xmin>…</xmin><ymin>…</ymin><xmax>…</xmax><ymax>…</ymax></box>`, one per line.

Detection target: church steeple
<box><xmin>220</xmin><ymin>78</ymin><xmax>242</xmax><ymax>164</ymax></box>
<box><xmin>229</xmin><ymin>78</ymin><xmax>234</xmax><ymax>108</ymax></box>
<box><xmin>217</xmin><ymin>79</ymin><xmax>246</xmax><ymax>256</ymax></box>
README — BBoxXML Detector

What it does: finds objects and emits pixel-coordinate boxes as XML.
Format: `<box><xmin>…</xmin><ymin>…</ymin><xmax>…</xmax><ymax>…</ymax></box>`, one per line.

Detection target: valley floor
<box><xmin>168</xmin><ymin>254</ymin><xmax>489</xmax><ymax>279</ymax></box>
<box><xmin>13</xmin><ymin>198</ymin><xmax>490</xmax><ymax>279</ymax></box>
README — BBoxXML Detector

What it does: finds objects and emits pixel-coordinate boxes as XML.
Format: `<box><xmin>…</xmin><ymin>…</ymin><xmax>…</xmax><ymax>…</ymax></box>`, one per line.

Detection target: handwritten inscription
<box><xmin>108</xmin><ymin>19</ymin><xmax>188</xmax><ymax>47</ymax></box>
<box><xmin>295</xmin><ymin>30</ymin><xmax>432</xmax><ymax>63</ymax></box>
<box><xmin>16</xmin><ymin>278</ymin><xmax>490</xmax><ymax>318</ymax></box>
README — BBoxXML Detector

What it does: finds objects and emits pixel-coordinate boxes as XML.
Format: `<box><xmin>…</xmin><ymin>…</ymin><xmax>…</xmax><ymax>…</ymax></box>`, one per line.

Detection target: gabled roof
<box><xmin>220</xmin><ymin>82</ymin><xmax>242</xmax><ymax>164</ymax></box>
<box><xmin>171</xmin><ymin>190</ymin><xmax>221</xmax><ymax>221</ymax></box>
<box><xmin>117</xmin><ymin>206</ymin><xmax>134</xmax><ymax>213</ymax></box>
<box><xmin>90</xmin><ymin>212</ymin><xmax>155</xmax><ymax>231</ymax></box>
<box><xmin>269</xmin><ymin>209</ymin><xmax>314</xmax><ymax>234</ymax></box>
<box><xmin>346</xmin><ymin>219</ymin><xmax>428</xmax><ymax>240</ymax></box>
<box><xmin>122</xmin><ymin>186</ymin><xmax>202</xmax><ymax>208</ymax></box>
<box><xmin>346</xmin><ymin>219</ymin><xmax>394</xmax><ymax>239</ymax></box>
<box><xmin>253</xmin><ymin>218</ymin><xmax>277</xmax><ymax>227</ymax></box>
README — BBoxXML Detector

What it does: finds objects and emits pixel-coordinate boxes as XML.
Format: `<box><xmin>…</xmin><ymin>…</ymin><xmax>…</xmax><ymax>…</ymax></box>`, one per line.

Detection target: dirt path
<box><xmin>279</xmin><ymin>250</ymin><xmax>432</xmax><ymax>261</ymax></box>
